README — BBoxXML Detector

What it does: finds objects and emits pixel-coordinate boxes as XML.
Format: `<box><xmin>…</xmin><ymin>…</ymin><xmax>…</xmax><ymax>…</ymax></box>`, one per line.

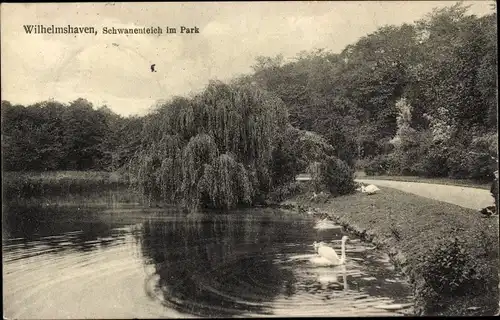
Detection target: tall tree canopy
<box><xmin>2</xmin><ymin>3</ymin><xmax>496</xmax><ymax>186</ymax></box>
<box><xmin>1</xmin><ymin>99</ymin><xmax>140</xmax><ymax>172</ymax></box>
<box><xmin>248</xmin><ymin>3</ymin><xmax>497</xmax><ymax>180</ymax></box>
<box><xmin>127</xmin><ymin>80</ymin><xmax>296</xmax><ymax>210</ymax></box>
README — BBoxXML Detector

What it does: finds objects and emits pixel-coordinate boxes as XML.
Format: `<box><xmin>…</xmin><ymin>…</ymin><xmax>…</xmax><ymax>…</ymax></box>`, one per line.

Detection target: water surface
<box><xmin>3</xmin><ymin>190</ymin><xmax>413</xmax><ymax>318</ymax></box>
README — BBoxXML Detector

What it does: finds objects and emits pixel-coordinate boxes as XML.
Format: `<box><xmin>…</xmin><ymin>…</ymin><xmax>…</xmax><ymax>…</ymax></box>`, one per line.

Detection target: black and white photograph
<box><xmin>1</xmin><ymin>1</ymin><xmax>498</xmax><ymax>318</ymax></box>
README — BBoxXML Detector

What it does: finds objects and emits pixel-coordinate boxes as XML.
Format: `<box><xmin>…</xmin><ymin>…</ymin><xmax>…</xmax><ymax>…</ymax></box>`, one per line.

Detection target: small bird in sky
<box><xmin>151</xmin><ymin>64</ymin><xmax>156</xmax><ymax>72</ymax></box>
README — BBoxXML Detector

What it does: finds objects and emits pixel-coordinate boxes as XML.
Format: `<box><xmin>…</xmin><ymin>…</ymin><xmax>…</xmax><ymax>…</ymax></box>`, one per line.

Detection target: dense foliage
<box><xmin>2</xmin><ymin>3</ymin><xmax>497</xmax><ymax>206</ymax></box>
<box><xmin>1</xmin><ymin>99</ymin><xmax>142</xmax><ymax>172</ymax></box>
<box><xmin>248</xmin><ymin>3</ymin><xmax>498</xmax><ymax>181</ymax></box>
<box><xmin>125</xmin><ymin>81</ymin><xmax>353</xmax><ymax>210</ymax></box>
<box><xmin>1</xmin><ymin>84</ymin><xmax>351</xmax><ymax>210</ymax></box>
<box><xmin>411</xmin><ymin>231</ymin><xmax>498</xmax><ymax>315</ymax></box>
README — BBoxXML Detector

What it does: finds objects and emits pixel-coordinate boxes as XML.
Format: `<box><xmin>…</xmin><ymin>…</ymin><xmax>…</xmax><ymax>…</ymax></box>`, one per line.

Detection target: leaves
<box><xmin>247</xmin><ymin>3</ymin><xmax>496</xmax><ymax>180</ymax></box>
<box><xmin>128</xmin><ymin>81</ymin><xmax>294</xmax><ymax>210</ymax></box>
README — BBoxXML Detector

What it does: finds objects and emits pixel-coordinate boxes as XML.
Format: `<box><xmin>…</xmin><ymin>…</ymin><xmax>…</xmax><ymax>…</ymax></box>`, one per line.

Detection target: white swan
<box><xmin>313</xmin><ymin>236</ymin><xmax>349</xmax><ymax>265</ymax></box>
<box><xmin>361</xmin><ymin>184</ymin><xmax>380</xmax><ymax>195</ymax></box>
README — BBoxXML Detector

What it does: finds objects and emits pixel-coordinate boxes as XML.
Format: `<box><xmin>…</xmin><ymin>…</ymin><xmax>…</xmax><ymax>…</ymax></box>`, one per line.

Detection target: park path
<box><xmin>356</xmin><ymin>179</ymin><xmax>494</xmax><ymax>210</ymax></box>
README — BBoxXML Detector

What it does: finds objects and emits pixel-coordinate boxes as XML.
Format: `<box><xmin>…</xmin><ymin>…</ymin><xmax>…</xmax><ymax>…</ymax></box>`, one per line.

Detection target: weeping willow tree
<box><xmin>128</xmin><ymin>80</ymin><xmax>290</xmax><ymax>210</ymax></box>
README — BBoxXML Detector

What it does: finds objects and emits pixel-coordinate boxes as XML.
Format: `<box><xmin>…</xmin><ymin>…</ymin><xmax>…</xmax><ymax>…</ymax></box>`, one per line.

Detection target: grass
<box><xmin>3</xmin><ymin>170</ymin><xmax>125</xmax><ymax>181</ymax></box>
<box><xmin>355</xmin><ymin>171</ymin><xmax>492</xmax><ymax>190</ymax></box>
<box><xmin>2</xmin><ymin>171</ymin><xmax>129</xmax><ymax>199</ymax></box>
<box><xmin>283</xmin><ymin>187</ymin><xmax>499</xmax><ymax>316</ymax></box>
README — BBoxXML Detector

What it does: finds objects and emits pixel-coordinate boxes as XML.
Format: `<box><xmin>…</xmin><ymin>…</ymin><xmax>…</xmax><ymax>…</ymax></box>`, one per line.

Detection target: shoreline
<box><xmin>3</xmin><ymin>171</ymin><xmax>499</xmax><ymax>315</ymax></box>
<box><xmin>2</xmin><ymin>171</ymin><xmax>130</xmax><ymax>199</ymax></box>
<box><xmin>280</xmin><ymin>188</ymin><xmax>499</xmax><ymax>316</ymax></box>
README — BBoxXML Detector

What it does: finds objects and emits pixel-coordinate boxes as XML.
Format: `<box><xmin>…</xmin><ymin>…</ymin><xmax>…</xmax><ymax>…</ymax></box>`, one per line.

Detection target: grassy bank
<box><xmin>3</xmin><ymin>171</ymin><xmax>129</xmax><ymax>199</ymax></box>
<box><xmin>282</xmin><ymin>187</ymin><xmax>499</xmax><ymax>316</ymax></box>
<box><xmin>355</xmin><ymin>171</ymin><xmax>492</xmax><ymax>190</ymax></box>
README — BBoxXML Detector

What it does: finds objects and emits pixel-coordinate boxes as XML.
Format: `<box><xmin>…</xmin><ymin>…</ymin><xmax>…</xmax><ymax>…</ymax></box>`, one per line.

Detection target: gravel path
<box><xmin>356</xmin><ymin>179</ymin><xmax>494</xmax><ymax>210</ymax></box>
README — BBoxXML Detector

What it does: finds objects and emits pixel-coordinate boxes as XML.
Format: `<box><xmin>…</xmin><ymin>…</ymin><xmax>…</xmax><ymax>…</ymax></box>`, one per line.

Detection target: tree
<box><xmin>128</xmin><ymin>80</ymin><xmax>295</xmax><ymax>210</ymax></box>
<box><xmin>60</xmin><ymin>98</ymin><xmax>108</xmax><ymax>170</ymax></box>
<box><xmin>1</xmin><ymin>98</ymin><xmax>127</xmax><ymax>172</ymax></box>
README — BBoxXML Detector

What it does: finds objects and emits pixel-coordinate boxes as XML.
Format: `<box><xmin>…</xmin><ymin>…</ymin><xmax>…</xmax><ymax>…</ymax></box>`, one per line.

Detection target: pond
<box><xmin>3</xmin><ymin>189</ymin><xmax>413</xmax><ymax>318</ymax></box>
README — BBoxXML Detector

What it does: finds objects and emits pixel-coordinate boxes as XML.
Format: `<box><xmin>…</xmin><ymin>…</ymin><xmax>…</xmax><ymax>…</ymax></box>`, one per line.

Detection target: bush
<box><xmin>418</xmin><ymin>145</ymin><xmax>450</xmax><ymax>177</ymax></box>
<box><xmin>307</xmin><ymin>157</ymin><xmax>356</xmax><ymax>196</ymax></box>
<box><xmin>420</xmin><ymin>238</ymin><xmax>478</xmax><ymax>296</ymax></box>
<box><xmin>267</xmin><ymin>181</ymin><xmax>306</xmax><ymax>203</ymax></box>
<box><xmin>364</xmin><ymin>155</ymin><xmax>390</xmax><ymax>176</ymax></box>
<box><xmin>293</xmin><ymin>130</ymin><xmax>337</xmax><ymax>172</ymax></box>
<box><xmin>446</xmin><ymin>148</ymin><xmax>470</xmax><ymax>179</ymax></box>
<box><xmin>470</xmin><ymin>133</ymin><xmax>498</xmax><ymax>159</ymax></box>
<box><xmin>467</xmin><ymin>134</ymin><xmax>497</xmax><ymax>181</ymax></box>
<box><xmin>355</xmin><ymin>158</ymin><xmax>370</xmax><ymax>172</ymax></box>
<box><xmin>465</xmin><ymin>152</ymin><xmax>494</xmax><ymax>181</ymax></box>
<box><xmin>364</xmin><ymin>132</ymin><xmax>497</xmax><ymax>181</ymax></box>
<box><xmin>412</xmin><ymin>234</ymin><xmax>497</xmax><ymax>315</ymax></box>
<box><xmin>444</xmin><ymin>133</ymin><xmax>497</xmax><ymax>181</ymax></box>
<box><xmin>447</xmin><ymin>147</ymin><xmax>495</xmax><ymax>181</ymax></box>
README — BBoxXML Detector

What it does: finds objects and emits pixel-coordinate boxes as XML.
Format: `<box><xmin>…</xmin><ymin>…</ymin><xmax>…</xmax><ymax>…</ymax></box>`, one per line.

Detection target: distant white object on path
<box><xmin>358</xmin><ymin>184</ymin><xmax>380</xmax><ymax>195</ymax></box>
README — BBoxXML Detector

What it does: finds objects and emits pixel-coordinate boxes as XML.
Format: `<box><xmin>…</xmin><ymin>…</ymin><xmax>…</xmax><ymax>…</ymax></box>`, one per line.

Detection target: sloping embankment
<box><xmin>282</xmin><ymin>187</ymin><xmax>499</xmax><ymax>316</ymax></box>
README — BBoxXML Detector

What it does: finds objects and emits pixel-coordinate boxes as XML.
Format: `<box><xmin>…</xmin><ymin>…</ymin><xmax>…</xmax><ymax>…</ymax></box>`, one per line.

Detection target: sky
<box><xmin>1</xmin><ymin>1</ymin><xmax>495</xmax><ymax>117</ymax></box>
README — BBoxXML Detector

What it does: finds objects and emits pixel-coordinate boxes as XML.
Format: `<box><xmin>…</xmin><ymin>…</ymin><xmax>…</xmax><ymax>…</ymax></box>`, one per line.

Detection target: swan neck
<box><xmin>341</xmin><ymin>240</ymin><xmax>346</xmax><ymax>262</ymax></box>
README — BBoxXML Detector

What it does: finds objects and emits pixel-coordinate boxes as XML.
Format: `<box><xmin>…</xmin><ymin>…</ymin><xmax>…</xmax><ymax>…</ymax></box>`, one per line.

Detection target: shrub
<box><xmin>293</xmin><ymin>130</ymin><xmax>336</xmax><ymax>172</ymax></box>
<box><xmin>270</xmin><ymin>126</ymin><xmax>302</xmax><ymax>187</ymax></box>
<box><xmin>412</xmin><ymin>234</ymin><xmax>497</xmax><ymax>315</ymax></box>
<box><xmin>355</xmin><ymin>158</ymin><xmax>370</xmax><ymax>172</ymax></box>
<box><xmin>470</xmin><ymin>133</ymin><xmax>498</xmax><ymax>159</ymax></box>
<box><xmin>418</xmin><ymin>145</ymin><xmax>450</xmax><ymax>177</ymax></box>
<box><xmin>446</xmin><ymin>148</ymin><xmax>470</xmax><ymax>179</ymax></box>
<box><xmin>465</xmin><ymin>152</ymin><xmax>494</xmax><ymax>181</ymax></box>
<box><xmin>445</xmin><ymin>133</ymin><xmax>497</xmax><ymax>181</ymax></box>
<box><xmin>267</xmin><ymin>181</ymin><xmax>306</xmax><ymax>203</ymax></box>
<box><xmin>307</xmin><ymin>157</ymin><xmax>356</xmax><ymax>196</ymax></box>
<box><xmin>447</xmin><ymin>147</ymin><xmax>495</xmax><ymax>181</ymax></box>
<box><xmin>467</xmin><ymin>134</ymin><xmax>498</xmax><ymax>181</ymax></box>
<box><xmin>420</xmin><ymin>238</ymin><xmax>478</xmax><ymax>296</ymax></box>
<box><xmin>364</xmin><ymin>155</ymin><xmax>390</xmax><ymax>176</ymax></box>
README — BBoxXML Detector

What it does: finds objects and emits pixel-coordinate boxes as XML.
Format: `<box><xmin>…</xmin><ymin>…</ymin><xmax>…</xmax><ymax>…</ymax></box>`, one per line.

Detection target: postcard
<box><xmin>2</xmin><ymin>2</ymin><xmax>498</xmax><ymax>318</ymax></box>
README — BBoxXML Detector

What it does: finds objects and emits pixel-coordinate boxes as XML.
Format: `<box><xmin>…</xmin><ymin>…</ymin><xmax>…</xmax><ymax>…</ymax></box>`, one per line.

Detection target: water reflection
<box><xmin>3</xmin><ymin>204</ymin><xmax>119</xmax><ymax>252</ymax></box>
<box><xmin>3</xmin><ymin>192</ymin><xmax>414</xmax><ymax>318</ymax></box>
<box><xmin>139</xmin><ymin>210</ymin><xmax>413</xmax><ymax>317</ymax></box>
<box><xmin>140</xmin><ymin>211</ymin><xmax>310</xmax><ymax>317</ymax></box>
